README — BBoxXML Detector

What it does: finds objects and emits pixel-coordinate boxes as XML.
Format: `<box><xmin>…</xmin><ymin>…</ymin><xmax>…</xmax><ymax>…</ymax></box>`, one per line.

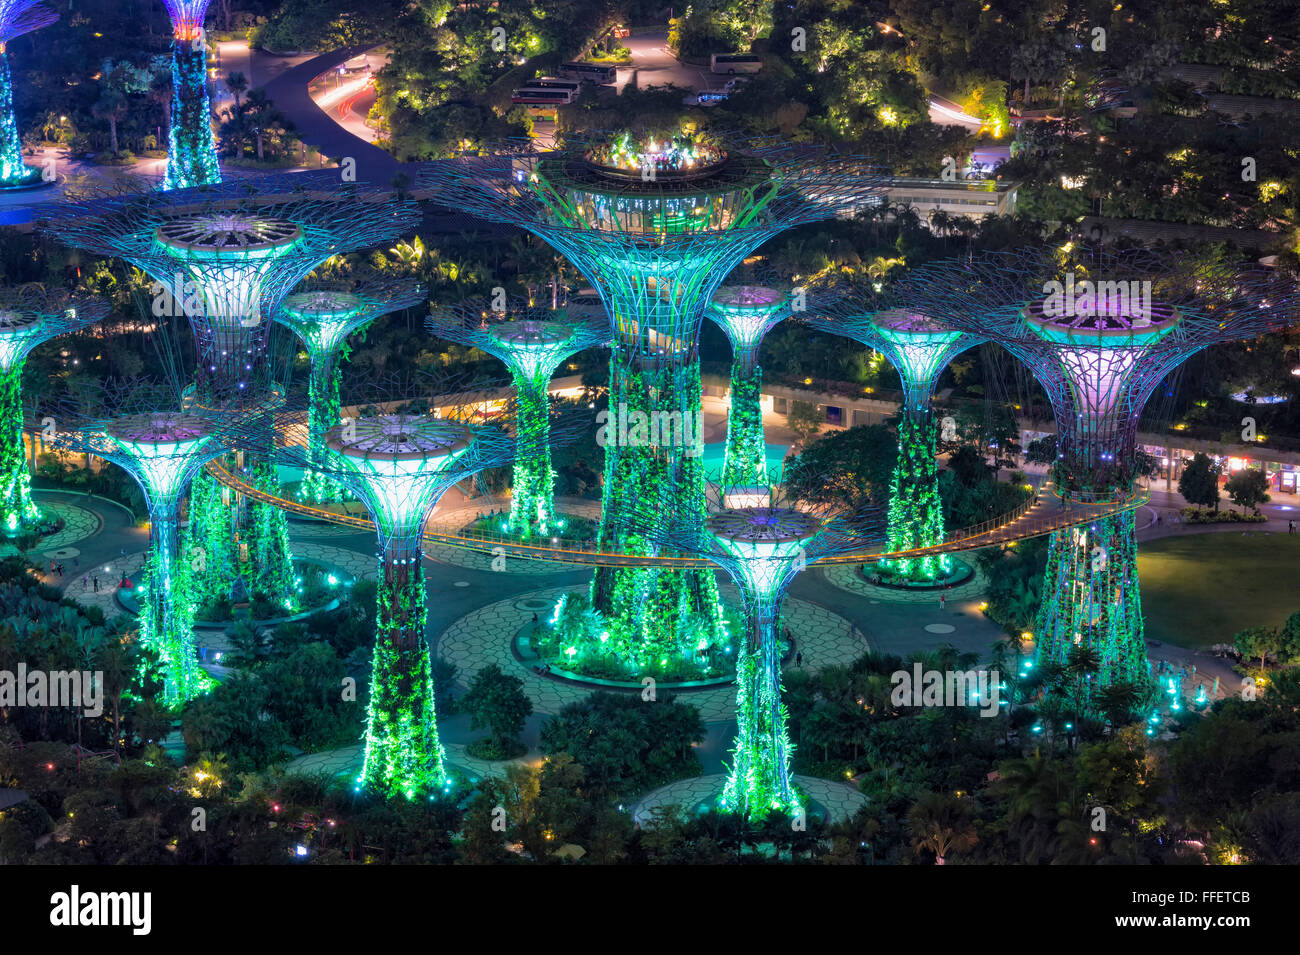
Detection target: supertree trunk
<box><xmin>880</xmin><ymin>413</ymin><xmax>949</xmax><ymax>581</ymax></box>
<box><xmin>0</xmin><ymin>359</ymin><xmax>41</xmax><ymax>533</ymax></box>
<box><xmin>1034</xmin><ymin>505</ymin><xmax>1149</xmax><ymax>709</ymax></box>
<box><xmin>590</xmin><ymin>358</ymin><xmax>721</xmax><ymax>670</ymax></box>
<box><xmin>139</xmin><ymin>501</ymin><xmax>206</xmax><ymax>706</ymax></box>
<box><xmin>164</xmin><ymin>41</ymin><xmax>220</xmax><ymax>189</ymax></box>
<box><xmin>181</xmin><ymin>466</ymin><xmax>239</xmax><ymax>607</ymax></box>
<box><xmin>509</xmin><ymin>368</ymin><xmax>556</xmax><ymax>538</ymax></box>
<box><xmin>360</xmin><ymin>545</ymin><xmax>447</xmax><ymax>799</ymax></box>
<box><xmin>298</xmin><ymin>358</ymin><xmax>345</xmax><ymax>504</ymax></box>
<box><xmin>241</xmin><ymin>457</ymin><xmax>296</xmax><ymax>610</ymax></box>
<box><xmin>0</xmin><ymin>51</ymin><xmax>35</xmax><ymax>186</ymax></box>
<box><xmin>721</xmin><ymin>601</ymin><xmax>799</xmax><ymax>818</ymax></box>
<box><xmin>723</xmin><ymin>360</ymin><xmax>765</xmax><ymax>487</ymax></box>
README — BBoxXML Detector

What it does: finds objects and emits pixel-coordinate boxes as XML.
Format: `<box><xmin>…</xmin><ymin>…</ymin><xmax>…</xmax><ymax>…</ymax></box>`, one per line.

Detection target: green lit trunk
<box><xmin>361</xmin><ymin>551</ymin><xmax>447</xmax><ymax>799</ymax></box>
<box><xmin>590</xmin><ymin>357</ymin><xmax>721</xmax><ymax>672</ymax></box>
<box><xmin>879</xmin><ymin>413</ymin><xmax>949</xmax><ymax>581</ymax></box>
<box><xmin>723</xmin><ymin>360</ymin><xmax>766</xmax><ymax>487</ymax></box>
<box><xmin>0</xmin><ymin>360</ymin><xmax>41</xmax><ymax>533</ymax></box>
<box><xmin>0</xmin><ymin>52</ymin><xmax>32</xmax><ymax>185</ymax></box>
<box><xmin>508</xmin><ymin>370</ymin><xmax>555</xmax><ymax>538</ymax></box>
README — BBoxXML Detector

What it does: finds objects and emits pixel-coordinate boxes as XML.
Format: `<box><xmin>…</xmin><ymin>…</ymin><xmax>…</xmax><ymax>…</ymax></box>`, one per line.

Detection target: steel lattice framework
<box><xmin>277</xmin><ymin>273</ymin><xmax>427</xmax><ymax>503</ymax></box>
<box><xmin>50</xmin><ymin>390</ymin><xmax>248</xmax><ymax>708</ymax></box>
<box><xmin>427</xmin><ymin>300</ymin><xmax>608</xmax><ymax>537</ymax></box>
<box><xmin>0</xmin><ymin>0</ymin><xmax>56</xmax><ymax>186</ymax></box>
<box><xmin>421</xmin><ymin>135</ymin><xmax>885</xmax><ymax>671</ymax></box>
<box><xmin>272</xmin><ymin>406</ymin><xmax>514</xmax><ymax>800</ymax></box>
<box><xmin>899</xmin><ymin>246</ymin><xmax>1300</xmax><ymax>710</ymax></box>
<box><xmin>0</xmin><ymin>286</ymin><xmax>108</xmax><ymax>533</ymax></box>
<box><xmin>808</xmin><ymin>296</ymin><xmax>985</xmax><ymax>581</ymax></box>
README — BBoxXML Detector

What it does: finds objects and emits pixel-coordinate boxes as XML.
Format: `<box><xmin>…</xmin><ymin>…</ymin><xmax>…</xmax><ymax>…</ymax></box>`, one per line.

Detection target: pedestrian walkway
<box><xmin>631</xmin><ymin>773</ymin><xmax>868</xmax><ymax>825</ymax></box>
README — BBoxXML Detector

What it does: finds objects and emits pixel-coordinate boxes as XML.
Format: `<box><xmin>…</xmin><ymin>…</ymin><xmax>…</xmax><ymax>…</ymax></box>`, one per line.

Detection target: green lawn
<box><xmin>1137</xmin><ymin>532</ymin><xmax>1300</xmax><ymax>649</ymax></box>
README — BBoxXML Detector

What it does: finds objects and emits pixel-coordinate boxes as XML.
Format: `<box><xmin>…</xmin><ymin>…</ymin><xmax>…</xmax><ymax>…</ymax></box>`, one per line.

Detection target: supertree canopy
<box><xmin>0</xmin><ymin>0</ymin><xmax>56</xmax><ymax>188</ymax></box>
<box><xmin>53</xmin><ymin>407</ymin><xmax>238</xmax><ymax>706</ymax></box>
<box><xmin>0</xmin><ymin>287</ymin><xmax>107</xmax><ymax>535</ymax></box>
<box><xmin>807</xmin><ymin>302</ymin><xmax>984</xmax><ymax>582</ymax></box>
<box><xmin>159</xmin><ymin>0</ymin><xmax>220</xmax><ymax>189</ymax></box>
<box><xmin>277</xmin><ymin>274</ymin><xmax>427</xmax><ymax>503</ymax></box>
<box><xmin>305</xmin><ymin>412</ymin><xmax>513</xmax><ymax>800</ymax></box>
<box><xmin>427</xmin><ymin>301</ymin><xmax>608</xmax><ymax>537</ymax></box>
<box><xmin>41</xmin><ymin>177</ymin><xmax>423</xmax><ymax>613</ymax></box>
<box><xmin>421</xmin><ymin>134</ymin><xmax>884</xmax><ymax>674</ymax></box>
<box><xmin>902</xmin><ymin>247</ymin><xmax>1299</xmax><ymax>712</ymax></box>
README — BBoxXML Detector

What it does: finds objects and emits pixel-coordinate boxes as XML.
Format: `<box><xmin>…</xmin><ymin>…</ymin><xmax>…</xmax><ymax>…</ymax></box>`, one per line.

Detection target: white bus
<box><xmin>710</xmin><ymin>53</ymin><xmax>762</xmax><ymax>74</ymax></box>
<box><xmin>560</xmin><ymin>62</ymin><xmax>618</xmax><ymax>84</ymax></box>
<box><xmin>528</xmin><ymin>77</ymin><xmax>581</xmax><ymax>97</ymax></box>
<box><xmin>511</xmin><ymin>87</ymin><xmax>574</xmax><ymax>105</ymax></box>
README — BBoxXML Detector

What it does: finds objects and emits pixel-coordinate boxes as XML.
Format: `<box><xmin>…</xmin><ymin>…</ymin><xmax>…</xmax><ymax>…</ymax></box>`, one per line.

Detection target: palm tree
<box><xmin>907</xmin><ymin>791</ymin><xmax>978</xmax><ymax>865</ymax></box>
<box><xmin>1064</xmin><ymin>643</ymin><xmax>1101</xmax><ymax>747</ymax></box>
<box><xmin>226</xmin><ymin>71</ymin><xmax>249</xmax><ymax>112</ymax></box>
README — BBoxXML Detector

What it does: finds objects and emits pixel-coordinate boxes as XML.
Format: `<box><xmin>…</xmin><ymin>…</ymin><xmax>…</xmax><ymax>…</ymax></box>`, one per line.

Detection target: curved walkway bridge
<box><xmin>205</xmin><ymin>459</ymin><xmax>1149</xmax><ymax>569</ymax></box>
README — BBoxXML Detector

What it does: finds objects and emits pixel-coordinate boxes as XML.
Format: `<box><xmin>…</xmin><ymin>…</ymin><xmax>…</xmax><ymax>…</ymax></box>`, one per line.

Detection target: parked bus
<box><xmin>511</xmin><ymin>87</ymin><xmax>574</xmax><ymax>105</ymax></box>
<box><xmin>560</xmin><ymin>62</ymin><xmax>618</xmax><ymax>84</ymax></box>
<box><xmin>710</xmin><ymin>53</ymin><xmax>762</xmax><ymax>74</ymax></box>
<box><xmin>527</xmin><ymin>77</ymin><xmax>581</xmax><ymax>97</ymax></box>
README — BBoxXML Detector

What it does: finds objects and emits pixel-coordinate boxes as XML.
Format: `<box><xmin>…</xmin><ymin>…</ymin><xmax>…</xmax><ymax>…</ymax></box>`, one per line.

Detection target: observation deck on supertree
<box><xmin>0</xmin><ymin>287</ymin><xmax>108</xmax><ymax>534</ymax></box>
<box><xmin>427</xmin><ymin>301</ymin><xmax>608</xmax><ymax>538</ymax></box>
<box><xmin>54</xmin><ymin>408</ymin><xmax>238</xmax><ymax>706</ymax></box>
<box><xmin>807</xmin><ymin>302</ymin><xmax>985</xmax><ymax>583</ymax></box>
<box><xmin>901</xmin><ymin>247</ymin><xmax>1300</xmax><ymax>713</ymax></box>
<box><xmin>158</xmin><ymin>0</ymin><xmax>220</xmax><ymax>189</ymax></box>
<box><xmin>421</xmin><ymin>134</ymin><xmax>885</xmax><ymax>673</ymax></box>
<box><xmin>0</xmin><ymin>0</ymin><xmax>55</xmax><ymax>187</ymax></box>
<box><xmin>308</xmin><ymin>413</ymin><xmax>513</xmax><ymax>799</ymax></box>
<box><xmin>277</xmin><ymin>275</ymin><xmax>427</xmax><ymax>503</ymax></box>
<box><xmin>40</xmin><ymin>178</ymin><xmax>423</xmax><ymax>613</ymax></box>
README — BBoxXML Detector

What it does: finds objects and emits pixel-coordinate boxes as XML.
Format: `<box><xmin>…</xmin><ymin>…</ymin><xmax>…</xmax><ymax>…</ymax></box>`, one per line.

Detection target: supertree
<box><xmin>287</xmin><ymin>411</ymin><xmax>513</xmax><ymax>799</ymax></box>
<box><xmin>0</xmin><ymin>287</ymin><xmax>107</xmax><ymax>534</ymax></box>
<box><xmin>807</xmin><ymin>301</ymin><xmax>984</xmax><ymax>582</ymax></box>
<box><xmin>903</xmin><ymin>247</ymin><xmax>1299</xmax><ymax>712</ymax></box>
<box><xmin>426</xmin><ymin>300</ymin><xmax>608</xmax><ymax>537</ymax></box>
<box><xmin>0</xmin><ymin>0</ymin><xmax>55</xmax><ymax>188</ymax></box>
<box><xmin>40</xmin><ymin>175</ymin><xmax>423</xmax><ymax>615</ymax></box>
<box><xmin>621</xmin><ymin>481</ymin><xmax>882</xmax><ymax>820</ymax></box>
<box><xmin>421</xmin><ymin>133</ymin><xmax>884</xmax><ymax>672</ymax></box>
<box><xmin>277</xmin><ymin>274</ymin><xmax>427</xmax><ymax>503</ymax></box>
<box><xmin>706</xmin><ymin>283</ymin><xmax>791</xmax><ymax>488</ymax></box>
<box><xmin>51</xmin><ymin>397</ymin><xmax>241</xmax><ymax>706</ymax></box>
<box><xmin>158</xmin><ymin>0</ymin><xmax>220</xmax><ymax>189</ymax></box>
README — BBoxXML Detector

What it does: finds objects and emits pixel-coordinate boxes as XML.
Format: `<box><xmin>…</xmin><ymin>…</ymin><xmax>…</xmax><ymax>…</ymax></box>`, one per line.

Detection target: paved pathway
<box><xmin>631</xmin><ymin>773</ymin><xmax>868</xmax><ymax>825</ymax></box>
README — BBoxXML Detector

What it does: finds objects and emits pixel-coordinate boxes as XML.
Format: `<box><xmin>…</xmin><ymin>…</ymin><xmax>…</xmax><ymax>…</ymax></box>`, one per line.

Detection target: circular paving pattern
<box><xmin>66</xmin><ymin>550</ymin><xmax>149</xmax><ymax>621</ymax></box>
<box><xmin>631</xmin><ymin>773</ymin><xmax>868</xmax><ymax>825</ymax></box>
<box><xmin>822</xmin><ymin>561</ymin><xmax>989</xmax><ymax>605</ymax></box>
<box><xmin>924</xmin><ymin>623</ymin><xmax>956</xmax><ymax>634</ymax></box>
<box><xmin>437</xmin><ymin>584</ymin><xmax>868</xmax><ymax>721</ymax></box>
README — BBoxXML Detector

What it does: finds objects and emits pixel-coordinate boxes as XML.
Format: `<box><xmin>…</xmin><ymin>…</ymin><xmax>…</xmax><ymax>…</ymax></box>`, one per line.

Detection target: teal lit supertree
<box><xmin>427</xmin><ymin>301</ymin><xmax>607</xmax><ymax>538</ymax></box>
<box><xmin>906</xmin><ymin>247</ymin><xmax>1298</xmax><ymax>714</ymax></box>
<box><xmin>159</xmin><ymin>0</ymin><xmax>220</xmax><ymax>189</ymax></box>
<box><xmin>635</xmin><ymin>483</ymin><xmax>882</xmax><ymax>820</ymax></box>
<box><xmin>277</xmin><ymin>276</ymin><xmax>427</xmax><ymax>503</ymax></box>
<box><xmin>706</xmin><ymin>284</ymin><xmax>792</xmax><ymax>488</ymax></box>
<box><xmin>0</xmin><ymin>288</ymin><xmax>106</xmax><ymax>535</ymax></box>
<box><xmin>809</xmin><ymin>306</ymin><xmax>983</xmax><ymax>582</ymax></box>
<box><xmin>306</xmin><ymin>413</ymin><xmax>511</xmax><ymax>799</ymax></box>
<box><xmin>41</xmin><ymin>176</ymin><xmax>423</xmax><ymax>615</ymax></box>
<box><xmin>423</xmin><ymin>134</ymin><xmax>883</xmax><ymax>673</ymax></box>
<box><xmin>54</xmin><ymin>410</ymin><xmax>235</xmax><ymax>706</ymax></box>
<box><xmin>0</xmin><ymin>0</ymin><xmax>56</xmax><ymax>188</ymax></box>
